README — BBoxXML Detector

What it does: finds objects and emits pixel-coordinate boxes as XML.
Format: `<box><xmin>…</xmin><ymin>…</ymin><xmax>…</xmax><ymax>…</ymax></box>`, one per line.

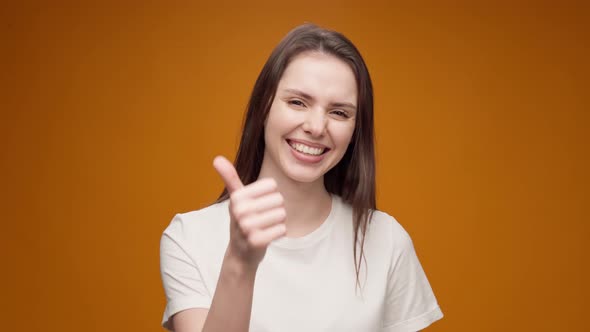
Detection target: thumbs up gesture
<box><xmin>213</xmin><ymin>156</ymin><xmax>287</xmax><ymax>268</ymax></box>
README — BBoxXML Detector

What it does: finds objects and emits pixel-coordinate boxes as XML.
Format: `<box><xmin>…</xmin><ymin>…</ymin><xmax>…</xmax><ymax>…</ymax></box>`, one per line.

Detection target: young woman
<box><xmin>160</xmin><ymin>23</ymin><xmax>443</xmax><ymax>332</ymax></box>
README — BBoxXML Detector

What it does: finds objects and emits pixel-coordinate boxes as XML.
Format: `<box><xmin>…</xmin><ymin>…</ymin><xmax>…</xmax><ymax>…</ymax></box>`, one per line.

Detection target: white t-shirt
<box><xmin>160</xmin><ymin>195</ymin><xmax>443</xmax><ymax>331</ymax></box>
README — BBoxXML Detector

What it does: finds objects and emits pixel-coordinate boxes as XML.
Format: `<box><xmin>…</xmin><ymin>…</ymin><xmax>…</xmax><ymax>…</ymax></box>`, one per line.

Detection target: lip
<box><xmin>286</xmin><ymin>138</ymin><xmax>331</xmax><ymax>150</ymax></box>
<box><xmin>285</xmin><ymin>139</ymin><xmax>329</xmax><ymax>164</ymax></box>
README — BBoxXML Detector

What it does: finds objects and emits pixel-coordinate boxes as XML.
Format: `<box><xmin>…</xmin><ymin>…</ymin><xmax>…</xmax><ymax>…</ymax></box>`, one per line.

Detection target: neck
<box><xmin>258</xmin><ymin>158</ymin><xmax>332</xmax><ymax>237</ymax></box>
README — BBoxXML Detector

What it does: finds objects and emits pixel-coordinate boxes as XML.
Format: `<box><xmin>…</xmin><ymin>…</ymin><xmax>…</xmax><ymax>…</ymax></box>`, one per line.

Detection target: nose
<box><xmin>302</xmin><ymin>108</ymin><xmax>327</xmax><ymax>137</ymax></box>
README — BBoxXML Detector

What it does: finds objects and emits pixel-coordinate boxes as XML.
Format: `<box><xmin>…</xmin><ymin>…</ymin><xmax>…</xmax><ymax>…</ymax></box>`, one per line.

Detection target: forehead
<box><xmin>277</xmin><ymin>52</ymin><xmax>357</xmax><ymax>104</ymax></box>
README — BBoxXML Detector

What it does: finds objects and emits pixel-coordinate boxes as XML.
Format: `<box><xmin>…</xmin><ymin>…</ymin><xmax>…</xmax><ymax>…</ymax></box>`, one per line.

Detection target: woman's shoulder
<box><xmin>366</xmin><ymin>208</ymin><xmax>414</xmax><ymax>250</ymax></box>
<box><xmin>162</xmin><ymin>200</ymin><xmax>230</xmax><ymax>240</ymax></box>
<box><xmin>160</xmin><ymin>201</ymin><xmax>230</xmax><ymax>278</ymax></box>
<box><xmin>371</xmin><ymin>209</ymin><xmax>410</xmax><ymax>235</ymax></box>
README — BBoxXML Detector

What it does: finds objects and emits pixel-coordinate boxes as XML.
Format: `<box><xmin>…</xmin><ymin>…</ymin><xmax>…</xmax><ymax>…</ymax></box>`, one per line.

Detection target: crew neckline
<box><xmin>270</xmin><ymin>194</ymin><xmax>340</xmax><ymax>250</ymax></box>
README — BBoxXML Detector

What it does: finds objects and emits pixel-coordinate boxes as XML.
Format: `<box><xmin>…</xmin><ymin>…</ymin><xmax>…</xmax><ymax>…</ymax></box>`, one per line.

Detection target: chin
<box><xmin>281</xmin><ymin>162</ymin><xmax>326</xmax><ymax>184</ymax></box>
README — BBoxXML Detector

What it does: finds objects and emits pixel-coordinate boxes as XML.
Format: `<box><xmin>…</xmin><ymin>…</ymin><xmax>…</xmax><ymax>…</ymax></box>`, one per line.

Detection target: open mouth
<box><xmin>286</xmin><ymin>139</ymin><xmax>330</xmax><ymax>156</ymax></box>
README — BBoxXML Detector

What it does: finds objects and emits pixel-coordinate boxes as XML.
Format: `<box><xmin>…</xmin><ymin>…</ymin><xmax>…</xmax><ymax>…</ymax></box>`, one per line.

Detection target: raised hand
<box><xmin>213</xmin><ymin>156</ymin><xmax>287</xmax><ymax>268</ymax></box>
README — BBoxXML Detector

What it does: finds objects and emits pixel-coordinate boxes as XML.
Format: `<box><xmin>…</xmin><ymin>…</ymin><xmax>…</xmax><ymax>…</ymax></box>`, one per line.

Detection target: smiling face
<box><xmin>261</xmin><ymin>51</ymin><xmax>358</xmax><ymax>184</ymax></box>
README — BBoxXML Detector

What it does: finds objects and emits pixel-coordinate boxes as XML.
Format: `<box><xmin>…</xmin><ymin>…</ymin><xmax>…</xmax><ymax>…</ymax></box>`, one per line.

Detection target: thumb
<box><xmin>213</xmin><ymin>156</ymin><xmax>244</xmax><ymax>194</ymax></box>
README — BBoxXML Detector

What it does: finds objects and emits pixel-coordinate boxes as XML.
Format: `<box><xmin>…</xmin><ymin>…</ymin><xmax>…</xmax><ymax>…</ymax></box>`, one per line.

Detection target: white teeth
<box><xmin>289</xmin><ymin>142</ymin><xmax>325</xmax><ymax>156</ymax></box>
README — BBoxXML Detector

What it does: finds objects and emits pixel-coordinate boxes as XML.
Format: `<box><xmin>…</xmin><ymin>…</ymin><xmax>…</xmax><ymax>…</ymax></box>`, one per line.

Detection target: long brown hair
<box><xmin>217</xmin><ymin>23</ymin><xmax>376</xmax><ymax>287</ymax></box>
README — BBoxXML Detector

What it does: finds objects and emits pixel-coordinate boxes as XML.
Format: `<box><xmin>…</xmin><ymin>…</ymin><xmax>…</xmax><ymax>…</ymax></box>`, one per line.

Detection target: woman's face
<box><xmin>262</xmin><ymin>51</ymin><xmax>357</xmax><ymax>184</ymax></box>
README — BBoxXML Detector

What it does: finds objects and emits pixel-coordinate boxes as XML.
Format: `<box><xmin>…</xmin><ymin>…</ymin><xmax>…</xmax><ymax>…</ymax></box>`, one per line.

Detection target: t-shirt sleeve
<box><xmin>382</xmin><ymin>222</ymin><xmax>443</xmax><ymax>332</ymax></box>
<box><xmin>160</xmin><ymin>214</ymin><xmax>212</xmax><ymax>330</ymax></box>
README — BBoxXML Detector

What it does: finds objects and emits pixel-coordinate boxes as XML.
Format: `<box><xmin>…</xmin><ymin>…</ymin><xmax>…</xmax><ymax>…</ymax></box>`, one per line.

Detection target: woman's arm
<box><xmin>172</xmin><ymin>250</ymin><xmax>256</xmax><ymax>332</ymax></box>
<box><xmin>170</xmin><ymin>309</ymin><xmax>208</xmax><ymax>332</ymax></box>
<box><xmin>170</xmin><ymin>156</ymin><xmax>285</xmax><ymax>332</ymax></box>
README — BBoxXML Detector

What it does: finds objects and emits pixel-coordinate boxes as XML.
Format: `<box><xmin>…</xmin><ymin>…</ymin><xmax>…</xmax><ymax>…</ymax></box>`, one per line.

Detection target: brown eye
<box><xmin>331</xmin><ymin>110</ymin><xmax>349</xmax><ymax>118</ymax></box>
<box><xmin>288</xmin><ymin>100</ymin><xmax>306</xmax><ymax>107</ymax></box>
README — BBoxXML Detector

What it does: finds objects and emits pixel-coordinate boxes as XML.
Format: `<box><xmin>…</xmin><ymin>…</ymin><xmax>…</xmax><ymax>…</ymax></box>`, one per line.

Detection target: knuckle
<box><xmin>264</xmin><ymin>178</ymin><xmax>277</xmax><ymax>190</ymax></box>
<box><xmin>232</xmin><ymin>203</ymin><xmax>246</xmax><ymax>220</ymax></box>
<box><xmin>248</xmin><ymin>233</ymin><xmax>266</xmax><ymax>249</ymax></box>
<box><xmin>276</xmin><ymin>208</ymin><xmax>286</xmax><ymax>220</ymax></box>
<box><xmin>229</xmin><ymin>193</ymin><xmax>239</xmax><ymax>207</ymax></box>
<box><xmin>275</xmin><ymin>227</ymin><xmax>287</xmax><ymax>238</ymax></box>
<box><xmin>274</xmin><ymin>226</ymin><xmax>286</xmax><ymax>239</ymax></box>
<box><xmin>239</xmin><ymin>217</ymin><xmax>252</xmax><ymax>234</ymax></box>
<box><xmin>274</xmin><ymin>192</ymin><xmax>284</xmax><ymax>205</ymax></box>
<box><xmin>230</xmin><ymin>188</ymin><xmax>245</xmax><ymax>202</ymax></box>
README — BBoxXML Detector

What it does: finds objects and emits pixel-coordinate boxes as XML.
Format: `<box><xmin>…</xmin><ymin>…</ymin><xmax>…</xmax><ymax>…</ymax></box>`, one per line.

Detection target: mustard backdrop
<box><xmin>2</xmin><ymin>2</ymin><xmax>588</xmax><ymax>331</ymax></box>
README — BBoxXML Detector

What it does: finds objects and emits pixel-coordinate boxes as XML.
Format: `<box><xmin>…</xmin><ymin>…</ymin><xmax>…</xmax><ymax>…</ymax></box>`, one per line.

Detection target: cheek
<box><xmin>267</xmin><ymin>105</ymin><xmax>304</xmax><ymax>134</ymax></box>
<box><xmin>330</xmin><ymin>122</ymin><xmax>356</xmax><ymax>147</ymax></box>
<box><xmin>265</xmin><ymin>109</ymin><xmax>289</xmax><ymax>145</ymax></box>
<box><xmin>264</xmin><ymin>105</ymin><xmax>281</xmax><ymax>136</ymax></box>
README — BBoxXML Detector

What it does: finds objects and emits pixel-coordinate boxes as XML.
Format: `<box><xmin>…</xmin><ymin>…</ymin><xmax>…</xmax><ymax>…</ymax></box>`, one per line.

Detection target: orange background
<box><xmin>2</xmin><ymin>2</ymin><xmax>588</xmax><ymax>331</ymax></box>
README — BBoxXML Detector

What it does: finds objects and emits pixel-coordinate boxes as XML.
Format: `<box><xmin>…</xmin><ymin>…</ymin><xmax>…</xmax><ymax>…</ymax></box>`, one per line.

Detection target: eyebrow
<box><xmin>283</xmin><ymin>88</ymin><xmax>357</xmax><ymax>112</ymax></box>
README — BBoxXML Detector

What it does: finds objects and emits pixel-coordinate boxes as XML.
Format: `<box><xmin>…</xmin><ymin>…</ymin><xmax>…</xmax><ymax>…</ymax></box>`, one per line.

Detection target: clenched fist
<box><xmin>213</xmin><ymin>156</ymin><xmax>287</xmax><ymax>267</ymax></box>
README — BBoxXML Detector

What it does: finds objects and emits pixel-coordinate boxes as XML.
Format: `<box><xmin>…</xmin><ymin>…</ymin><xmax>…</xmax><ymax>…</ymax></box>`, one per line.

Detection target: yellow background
<box><xmin>2</xmin><ymin>2</ymin><xmax>588</xmax><ymax>331</ymax></box>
